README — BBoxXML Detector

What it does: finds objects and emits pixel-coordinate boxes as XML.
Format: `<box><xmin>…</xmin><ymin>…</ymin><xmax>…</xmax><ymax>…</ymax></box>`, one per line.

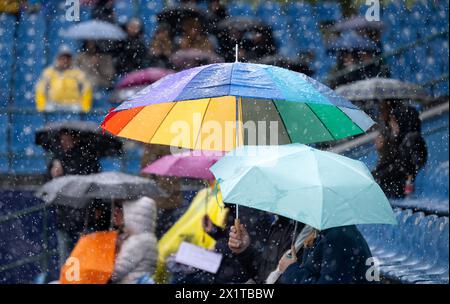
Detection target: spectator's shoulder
<box><xmin>41</xmin><ymin>66</ymin><xmax>55</xmax><ymax>77</ymax></box>
<box><xmin>67</xmin><ymin>67</ymin><xmax>88</xmax><ymax>78</ymax></box>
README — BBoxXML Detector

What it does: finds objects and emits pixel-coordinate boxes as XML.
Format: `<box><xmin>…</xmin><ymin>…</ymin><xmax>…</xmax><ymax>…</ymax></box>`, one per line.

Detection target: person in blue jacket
<box><xmin>278</xmin><ymin>225</ymin><xmax>375</xmax><ymax>284</ymax></box>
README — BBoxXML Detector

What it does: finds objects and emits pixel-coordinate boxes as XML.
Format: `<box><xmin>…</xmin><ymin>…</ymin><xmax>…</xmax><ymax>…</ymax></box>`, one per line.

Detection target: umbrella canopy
<box><xmin>35</xmin><ymin>120</ymin><xmax>123</xmax><ymax>157</ymax></box>
<box><xmin>36</xmin><ymin>172</ymin><xmax>166</xmax><ymax>208</ymax></box>
<box><xmin>116</xmin><ymin>68</ymin><xmax>174</xmax><ymax>89</ymax></box>
<box><xmin>169</xmin><ymin>49</ymin><xmax>224</xmax><ymax>70</ymax></box>
<box><xmin>141</xmin><ymin>151</ymin><xmax>223</xmax><ymax>181</ymax></box>
<box><xmin>210</xmin><ymin>144</ymin><xmax>397</xmax><ymax>230</ymax></box>
<box><xmin>61</xmin><ymin>20</ymin><xmax>127</xmax><ymax>40</ymax></box>
<box><xmin>335</xmin><ymin>77</ymin><xmax>430</xmax><ymax>101</ymax></box>
<box><xmin>327</xmin><ymin>31</ymin><xmax>379</xmax><ymax>52</ymax></box>
<box><xmin>332</xmin><ymin>16</ymin><xmax>384</xmax><ymax>32</ymax></box>
<box><xmin>101</xmin><ymin>62</ymin><xmax>375</xmax><ymax>152</ymax></box>
<box><xmin>157</xmin><ymin>5</ymin><xmax>211</xmax><ymax>36</ymax></box>
<box><xmin>109</xmin><ymin>68</ymin><xmax>174</xmax><ymax>104</ymax></box>
<box><xmin>217</xmin><ymin>16</ymin><xmax>267</xmax><ymax>33</ymax></box>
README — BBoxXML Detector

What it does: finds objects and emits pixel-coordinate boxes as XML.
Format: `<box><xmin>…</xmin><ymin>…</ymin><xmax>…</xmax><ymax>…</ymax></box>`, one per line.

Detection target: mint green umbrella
<box><xmin>209</xmin><ymin>144</ymin><xmax>396</xmax><ymax>230</ymax></box>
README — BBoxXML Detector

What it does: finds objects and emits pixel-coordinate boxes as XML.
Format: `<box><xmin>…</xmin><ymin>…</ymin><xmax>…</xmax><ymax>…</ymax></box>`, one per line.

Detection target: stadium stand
<box><xmin>0</xmin><ymin>0</ymin><xmax>448</xmax><ymax>283</ymax></box>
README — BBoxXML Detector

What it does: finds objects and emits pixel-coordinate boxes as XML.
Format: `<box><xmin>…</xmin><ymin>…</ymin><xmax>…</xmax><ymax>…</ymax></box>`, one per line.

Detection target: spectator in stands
<box><xmin>228</xmin><ymin>215</ymin><xmax>307</xmax><ymax>283</ymax></box>
<box><xmin>49</xmin><ymin>128</ymin><xmax>102</xmax><ymax>266</ymax></box>
<box><xmin>277</xmin><ymin>225</ymin><xmax>374</xmax><ymax>284</ymax></box>
<box><xmin>327</xmin><ymin>33</ymin><xmax>389</xmax><ymax>88</ymax></box>
<box><xmin>243</xmin><ymin>29</ymin><xmax>277</xmax><ymax>61</ymax></box>
<box><xmin>208</xmin><ymin>0</ymin><xmax>228</xmax><ymax>34</ymax></box>
<box><xmin>200</xmin><ymin>205</ymin><xmax>273</xmax><ymax>283</ymax></box>
<box><xmin>147</xmin><ymin>23</ymin><xmax>173</xmax><ymax>69</ymax></box>
<box><xmin>115</xmin><ymin>17</ymin><xmax>148</xmax><ymax>75</ymax></box>
<box><xmin>91</xmin><ymin>0</ymin><xmax>115</xmax><ymax>23</ymax></box>
<box><xmin>372</xmin><ymin>104</ymin><xmax>428</xmax><ymax>198</ymax></box>
<box><xmin>111</xmin><ymin>197</ymin><xmax>158</xmax><ymax>284</ymax></box>
<box><xmin>48</xmin><ymin>129</ymin><xmax>100</xmax><ymax>178</ymax></box>
<box><xmin>0</xmin><ymin>0</ymin><xmax>20</xmax><ymax>15</ymax></box>
<box><xmin>76</xmin><ymin>40</ymin><xmax>115</xmax><ymax>89</ymax></box>
<box><xmin>35</xmin><ymin>45</ymin><xmax>93</xmax><ymax>113</ymax></box>
<box><xmin>85</xmin><ymin>200</ymin><xmax>112</xmax><ymax>233</ymax></box>
<box><xmin>178</xmin><ymin>18</ymin><xmax>215</xmax><ymax>52</ymax></box>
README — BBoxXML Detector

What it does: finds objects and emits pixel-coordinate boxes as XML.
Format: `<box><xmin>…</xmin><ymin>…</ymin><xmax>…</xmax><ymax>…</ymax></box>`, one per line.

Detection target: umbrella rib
<box><xmin>270</xmin><ymin>99</ymin><xmax>293</xmax><ymax>144</ymax></box>
<box><xmin>304</xmin><ymin>103</ymin><xmax>335</xmax><ymax>141</ymax></box>
<box><xmin>193</xmin><ymin>98</ymin><xmax>212</xmax><ymax>150</ymax></box>
<box><xmin>334</xmin><ymin>106</ymin><xmax>365</xmax><ymax>133</ymax></box>
<box><xmin>148</xmin><ymin>102</ymin><xmax>178</xmax><ymax>144</ymax></box>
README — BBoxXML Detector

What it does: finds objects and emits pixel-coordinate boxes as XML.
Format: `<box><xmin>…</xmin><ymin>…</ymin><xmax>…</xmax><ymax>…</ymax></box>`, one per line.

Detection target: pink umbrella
<box><xmin>110</xmin><ymin>68</ymin><xmax>174</xmax><ymax>104</ymax></box>
<box><xmin>141</xmin><ymin>151</ymin><xmax>224</xmax><ymax>181</ymax></box>
<box><xmin>116</xmin><ymin>67</ymin><xmax>174</xmax><ymax>89</ymax></box>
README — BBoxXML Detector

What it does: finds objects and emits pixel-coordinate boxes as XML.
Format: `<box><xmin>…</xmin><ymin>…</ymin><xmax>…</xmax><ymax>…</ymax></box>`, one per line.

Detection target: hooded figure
<box><xmin>279</xmin><ymin>225</ymin><xmax>374</xmax><ymax>284</ymax></box>
<box><xmin>372</xmin><ymin>105</ymin><xmax>427</xmax><ymax>198</ymax></box>
<box><xmin>111</xmin><ymin>197</ymin><xmax>158</xmax><ymax>284</ymax></box>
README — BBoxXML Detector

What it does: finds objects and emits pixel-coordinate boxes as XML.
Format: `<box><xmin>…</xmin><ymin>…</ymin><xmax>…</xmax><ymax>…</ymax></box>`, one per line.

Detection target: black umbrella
<box><xmin>35</xmin><ymin>120</ymin><xmax>123</xmax><ymax>157</ymax></box>
<box><xmin>169</xmin><ymin>48</ymin><xmax>224</xmax><ymax>70</ymax></box>
<box><xmin>258</xmin><ymin>55</ymin><xmax>314</xmax><ymax>76</ymax></box>
<box><xmin>217</xmin><ymin>16</ymin><xmax>268</xmax><ymax>33</ymax></box>
<box><xmin>331</xmin><ymin>16</ymin><xmax>384</xmax><ymax>33</ymax></box>
<box><xmin>36</xmin><ymin>172</ymin><xmax>167</xmax><ymax>208</ymax></box>
<box><xmin>157</xmin><ymin>5</ymin><xmax>212</xmax><ymax>36</ymax></box>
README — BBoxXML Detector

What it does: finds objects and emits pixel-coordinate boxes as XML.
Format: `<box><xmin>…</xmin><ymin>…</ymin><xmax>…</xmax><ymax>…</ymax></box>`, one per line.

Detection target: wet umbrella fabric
<box><xmin>332</xmin><ymin>16</ymin><xmax>384</xmax><ymax>32</ymax></box>
<box><xmin>101</xmin><ymin>62</ymin><xmax>375</xmax><ymax>152</ymax></box>
<box><xmin>36</xmin><ymin>172</ymin><xmax>166</xmax><ymax>208</ymax></box>
<box><xmin>35</xmin><ymin>120</ymin><xmax>123</xmax><ymax>157</ymax></box>
<box><xmin>62</xmin><ymin>20</ymin><xmax>127</xmax><ymax>40</ymax></box>
<box><xmin>141</xmin><ymin>151</ymin><xmax>223</xmax><ymax>181</ymax></box>
<box><xmin>110</xmin><ymin>68</ymin><xmax>174</xmax><ymax>104</ymax></box>
<box><xmin>335</xmin><ymin>78</ymin><xmax>430</xmax><ymax>101</ymax></box>
<box><xmin>327</xmin><ymin>31</ymin><xmax>379</xmax><ymax>52</ymax></box>
<box><xmin>210</xmin><ymin>144</ymin><xmax>397</xmax><ymax>230</ymax></box>
<box><xmin>169</xmin><ymin>49</ymin><xmax>224</xmax><ymax>70</ymax></box>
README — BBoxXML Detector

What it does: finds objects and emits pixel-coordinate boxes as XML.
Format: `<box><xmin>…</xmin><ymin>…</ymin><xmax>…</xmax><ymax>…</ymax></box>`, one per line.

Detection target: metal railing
<box><xmin>0</xmin><ymin>202</ymin><xmax>52</xmax><ymax>277</ymax></box>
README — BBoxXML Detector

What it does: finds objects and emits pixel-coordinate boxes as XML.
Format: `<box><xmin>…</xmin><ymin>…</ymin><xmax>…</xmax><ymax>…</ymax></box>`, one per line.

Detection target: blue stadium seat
<box><xmin>375</xmin><ymin>211</ymin><xmax>422</xmax><ymax>265</ymax></box>
<box><xmin>0</xmin><ymin>113</ymin><xmax>8</xmax><ymax>153</ymax></box>
<box><xmin>92</xmin><ymin>89</ymin><xmax>111</xmax><ymax>109</ymax></box>
<box><xmin>256</xmin><ymin>1</ymin><xmax>282</xmax><ymax>27</ymax></box>
<box><xmin>0</xmin><ymin>14</ymin><xmax>16</xmax><ymax>107</ymax></box>
<box><xmin>13</xmin><ymin>12</ymin><xmax>47</xmax><ymax>108</ymax></box>
<box><xmin>228</xmin><ymin>1</ymin><xmax>254</xmax><ymax>17</ymax></box>
<box><xmin>398</xmin><ymin>217</ymin><xmax>449</xmax><ymax>283</ymax></box>
<box><xmin>11</xmin><ymin>113</ymin><xmax>45</xmax><ymax>156</ymax></box>
<box><xmin>139</xmin><ymin>0</ymin><xmax>161</xmax><ymax>43</ymax></box>
<box><xmin>44</xmin><ymin>112</ymin><xmax>82</xmax><ymax>123</ymax></box>
<box><xmin>114</xmin><ymin>0</ymin><xmax>137</xmax><ymax>24</ymax></box>
<box><xmin>315</xmin><ymin>1</ymin><xmax>341</xmax><ymax>22</ymax></box>
<box><xmin>100</xmin><ymin>157</ymin><xmax>123</xmax><ymax>172</ymax></box>
<box><xmin>382</xmin><ymin>214</ymin><xmax>437</xmax><ymax>277</ymax></box>
<box><xmin>11</xmin><ymin>154</ymin><xmax>46</xmax><ymax>173</ymax></box>
<box><xmin>414</xmin><ymin>113</ymin><xmax>449</xmax><ymax>200</ymax></box>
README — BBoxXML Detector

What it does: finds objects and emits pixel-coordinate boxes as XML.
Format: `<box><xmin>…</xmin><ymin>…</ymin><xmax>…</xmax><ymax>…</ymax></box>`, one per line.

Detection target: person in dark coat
<box><xmin>91</xmin><ymin>0</ymin><xmax>115</xmax><ymax>23</ymax></box>
<box><xmin>205</xmin><ymin>205</ymin><xmax>273</xmax><ymax>283</ymax></box>
<box><xmin>228</xmin><ymin>215</ymin><xmax>305</xmax><ymax>283</ymax></box>
<box><xmin>372</xmin><ymin>104</ymin><xmax>427</xmax><ymax>198</ymax></box>
<box><xmin>48</xmin><ymin>129</ymin><xmax>101</xmax><ymax>267</ymax></box>
<box><xmin>278</xmin><ymin>225</ymin><xmax>374</xmax><ymax>284</ymax></box>
<box><xmin>115</xmin><ymin>18</ymin><xmax>148</xmax><ymax>75</ymax></box>
<box><xmin>170</xmin><ymin>205</ymin><xmax>272</xmax><ymax>284</ymax></box>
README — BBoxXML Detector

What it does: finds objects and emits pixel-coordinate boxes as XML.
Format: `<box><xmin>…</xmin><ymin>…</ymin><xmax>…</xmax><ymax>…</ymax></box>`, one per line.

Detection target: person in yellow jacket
<box><xmin>35</xmin><ymin>45</ymin><xmax>93</xmax><ymax>113</ymax></box>
<box><xmin>154</xmin><ymin>183</ymin><xmax>228</xmax><ymax>283</ymax></box>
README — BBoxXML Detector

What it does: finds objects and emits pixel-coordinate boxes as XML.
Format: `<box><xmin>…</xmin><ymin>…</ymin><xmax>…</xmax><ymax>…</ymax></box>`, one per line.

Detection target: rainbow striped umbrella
<box><xmin>101</xmin><ymin>62</ymin><xmax>374</xmax><ymax>151</ymax></box>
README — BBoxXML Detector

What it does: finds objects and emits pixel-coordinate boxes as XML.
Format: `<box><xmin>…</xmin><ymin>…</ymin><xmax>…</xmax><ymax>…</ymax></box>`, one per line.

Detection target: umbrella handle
<box><xmin>234</xmin><ymin>218</ymin><xmax>241</xmax><ymax>238</ymax></box>
<box><xmin>290</xmin><ymin>244</ymin><xmax>297</xmax><ymax>258</ymax></box>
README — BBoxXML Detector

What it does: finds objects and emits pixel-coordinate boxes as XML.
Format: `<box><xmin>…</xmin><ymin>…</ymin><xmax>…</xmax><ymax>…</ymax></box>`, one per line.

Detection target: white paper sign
<box><xmin>175</xmin><ymin>242</ymin><xmax>223</xmax><ymax>274</ymax></box>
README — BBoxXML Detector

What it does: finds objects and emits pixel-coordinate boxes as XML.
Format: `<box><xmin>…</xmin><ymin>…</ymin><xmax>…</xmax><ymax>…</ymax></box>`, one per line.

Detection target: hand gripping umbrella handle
<box><xmin>234</xmin><ymin>218</ymin><xmax>241</xmax><ymax>239</ymax></box>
